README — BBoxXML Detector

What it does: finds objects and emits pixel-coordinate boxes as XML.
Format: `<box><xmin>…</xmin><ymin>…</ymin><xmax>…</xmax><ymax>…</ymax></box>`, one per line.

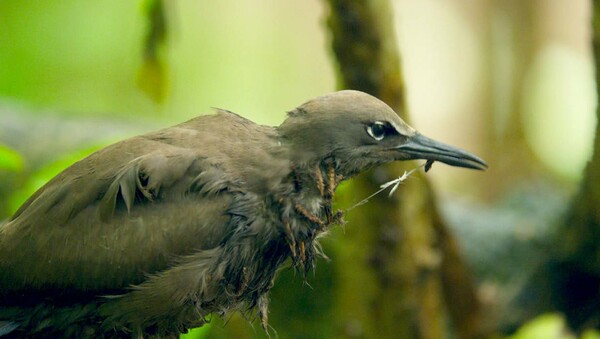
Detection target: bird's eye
<box><xmin>367</xmin><ymin>122</ymin><xmax>387</xmax><ymax>141</ymax></box>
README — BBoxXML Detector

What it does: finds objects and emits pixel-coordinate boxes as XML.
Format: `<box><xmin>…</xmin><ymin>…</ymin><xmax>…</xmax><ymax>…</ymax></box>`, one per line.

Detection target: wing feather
<box><xmin>1</xmin><ymin>137</ymin><xmax>235</xmax><ymax>292</ymax></box>
<box><xmin>1</xmin><ymin>111</ymin><xmax>282</xmax><ymax>295</ymax></box>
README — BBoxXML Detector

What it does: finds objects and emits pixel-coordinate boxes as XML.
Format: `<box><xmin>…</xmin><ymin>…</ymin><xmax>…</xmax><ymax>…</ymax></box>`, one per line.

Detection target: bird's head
<box><xmin>278</xmin><ymin>90</ymin><xmax>487</xmax><ymax>177</ymax></box>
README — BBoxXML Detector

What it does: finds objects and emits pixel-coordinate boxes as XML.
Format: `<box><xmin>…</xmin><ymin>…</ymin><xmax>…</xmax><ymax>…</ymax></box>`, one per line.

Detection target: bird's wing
<box><xmin>0</xmin><ymin>132</ymin><xmax>241</xmax><ymax>293</ymax></box>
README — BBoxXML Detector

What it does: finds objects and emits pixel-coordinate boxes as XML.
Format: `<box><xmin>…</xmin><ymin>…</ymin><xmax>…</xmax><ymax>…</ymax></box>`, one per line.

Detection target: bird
<box><xmin>0</xmin><ymin>90</ymin><xmax>487</xmax><ymax>338</ymax></box>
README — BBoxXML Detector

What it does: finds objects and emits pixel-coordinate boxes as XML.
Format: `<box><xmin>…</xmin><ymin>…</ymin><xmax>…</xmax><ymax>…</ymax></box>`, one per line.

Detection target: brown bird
<box><xmin>0</xmin><ymin>90</ymin><xmax>486</xmax><ymax>338</ymax></box>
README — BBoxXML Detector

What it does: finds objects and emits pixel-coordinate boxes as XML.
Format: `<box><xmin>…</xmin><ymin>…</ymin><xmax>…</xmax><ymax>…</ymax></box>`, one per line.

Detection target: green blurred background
<box><xmin>0</xmin><ymin>0</ymin><xmax>598</xmax><ymax>338</ymax></box>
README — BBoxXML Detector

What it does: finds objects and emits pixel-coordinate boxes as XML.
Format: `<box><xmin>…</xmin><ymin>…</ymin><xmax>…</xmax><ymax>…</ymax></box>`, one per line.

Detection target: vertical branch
<box><xmin>327</xmin><ymin>0</ymin><xmax>406</xmax><ymax>117</ymax></box>
<box><xmin>137</xmin><ymin>0</ymin><xmax>169</xmax><ymax>104</ymax></box>
<box><xmin>326</xmin><ymin>1</ymin><xmax>482</xmax><ymax>338</ymax></box>
<box><xmin>547</xmin><ymin>0</ymin><xmax>600</xmax><ymax>330</ymax></box>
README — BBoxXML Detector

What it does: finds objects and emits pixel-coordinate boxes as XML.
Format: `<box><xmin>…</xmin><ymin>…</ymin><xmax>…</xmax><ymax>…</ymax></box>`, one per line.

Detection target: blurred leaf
<box><xmin>0</xmin><ymin>144</ymin><xmax>25</xmax><ymax>172</ymax></box>
<box><xmin>137</xmin><ymin>0</ymin><xmax>169</xmax><ymax>103</ymax></box>
<box><xmin>8</xmin><ymin>144</ymin><xmax>104</xmax><ymax>214</ymax></box>
<box><xmin>180</xmin><ymin>324</ymin><xmax>211</xmax><ymax>339</ymax></box>
<box><xmin>509</xmin><ymin>314</ymin><xmax>575</xmax><ymax>339</ymax></box>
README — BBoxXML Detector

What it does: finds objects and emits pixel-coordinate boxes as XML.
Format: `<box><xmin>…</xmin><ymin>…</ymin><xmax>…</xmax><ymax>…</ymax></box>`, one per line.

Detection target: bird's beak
<box><xmin>395</xmin><ymin>133</ymin><xmax>488</xmax><ymax>170</ymax></box>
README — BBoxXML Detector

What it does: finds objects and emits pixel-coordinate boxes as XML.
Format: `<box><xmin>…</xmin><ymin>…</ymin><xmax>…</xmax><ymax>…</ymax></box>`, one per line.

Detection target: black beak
<box><xmin>395</xmin><ymin>133</ymin><xmax>488</xmax><ymax>170</ymax></box>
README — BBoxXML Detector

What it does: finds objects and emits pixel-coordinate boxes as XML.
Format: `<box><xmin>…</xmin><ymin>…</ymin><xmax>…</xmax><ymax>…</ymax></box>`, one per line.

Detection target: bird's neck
<box><xmin>274</xmin><ymin>158</ymin><xmax>345</xmax><ymax>272</ymax></box>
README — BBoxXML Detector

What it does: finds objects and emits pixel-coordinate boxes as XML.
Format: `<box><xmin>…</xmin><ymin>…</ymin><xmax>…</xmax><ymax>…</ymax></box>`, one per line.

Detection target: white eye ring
<box><xmin>367</xmin><ymin>122</ymin><xmax>386</xmax><ymax>141</ymax></box>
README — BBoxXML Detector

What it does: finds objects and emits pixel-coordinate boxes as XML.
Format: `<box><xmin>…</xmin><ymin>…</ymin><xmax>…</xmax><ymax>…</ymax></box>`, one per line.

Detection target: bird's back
<box><xmin>0</xmin><ymin>110</ymin><xmax>290</xmax><ymax>336</ymax></box>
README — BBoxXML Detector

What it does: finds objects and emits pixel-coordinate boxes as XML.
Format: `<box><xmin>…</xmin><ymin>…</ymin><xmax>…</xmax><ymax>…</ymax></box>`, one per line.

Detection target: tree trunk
<box><xmin>550</xmin><ymin>0</ymin><xmax>600</xmax><ymax>330</ymax></box>
<box><xmin>325</xmin><ymin>1</ymin><xmax>482</xmax><ymax>338</ymax></box>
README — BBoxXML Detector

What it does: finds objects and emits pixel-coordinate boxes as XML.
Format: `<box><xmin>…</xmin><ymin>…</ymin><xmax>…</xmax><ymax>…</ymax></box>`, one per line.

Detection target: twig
<box><xmin>346</xmin><ymin>162</ymin><xmax>426</xmax><ymax>212</ymax></box>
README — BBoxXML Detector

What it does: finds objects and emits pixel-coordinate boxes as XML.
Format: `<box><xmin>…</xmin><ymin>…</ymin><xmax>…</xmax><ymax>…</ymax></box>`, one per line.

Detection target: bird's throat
<box><xmin>281</xmin><ymin>159</ymin><xmax>346</xmax><ymax>272</ymax></box>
